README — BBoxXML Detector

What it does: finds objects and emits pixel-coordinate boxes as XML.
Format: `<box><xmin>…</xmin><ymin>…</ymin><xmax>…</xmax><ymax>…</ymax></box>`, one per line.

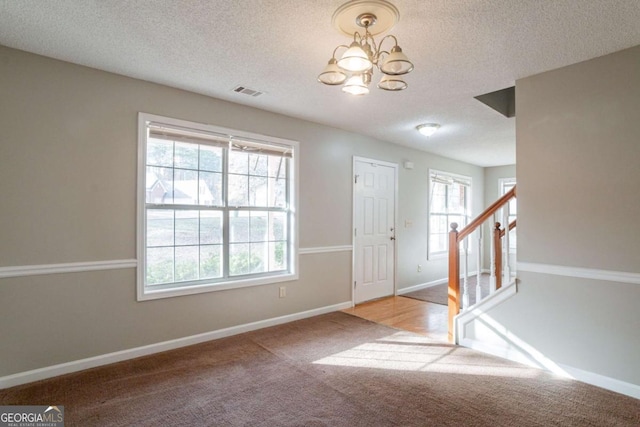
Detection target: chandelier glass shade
<box><xmin>317</xmin><ymin>1</ymin><xmax>413</xmax><ymax>95</ymax></box>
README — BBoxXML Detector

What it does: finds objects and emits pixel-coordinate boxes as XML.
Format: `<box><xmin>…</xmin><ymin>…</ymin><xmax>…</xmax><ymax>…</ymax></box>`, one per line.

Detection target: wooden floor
<box><xmin>342</xmin><ymin>296</ymin><xmax>449</xmax><ymax>342</ymax></box>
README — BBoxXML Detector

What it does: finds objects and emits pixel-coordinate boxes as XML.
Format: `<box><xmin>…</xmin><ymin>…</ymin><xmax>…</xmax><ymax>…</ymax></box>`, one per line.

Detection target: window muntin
<box><xmin>138</xmin><ymin>114</ymin><xmax>297</xmax><ymax>300</ymax></box>
<box><xmin>429</xmin><ymin>171</ymin><xmax>471</xmax><ymax>257</ymax></box>
<box><xmin>499</xmin><ymin>178</ymin><xmax>517</xmax><ymax>251</ymax></box>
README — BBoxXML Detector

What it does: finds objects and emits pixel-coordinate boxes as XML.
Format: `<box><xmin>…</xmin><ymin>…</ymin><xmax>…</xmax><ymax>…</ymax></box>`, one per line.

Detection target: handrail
<box><xmin>499</xmin><ymin>219</ymin><xmax>517</xmax><ymax>238</ymax></box>
<box><xmin>457</xmin><ymin>186</ymin><xmax>516</xmax><ymax>241</ymax></box>
<box><xmin>447</xmin><ymin>185</ymin><xmax>516</xmax><ymax>342</ymax></box>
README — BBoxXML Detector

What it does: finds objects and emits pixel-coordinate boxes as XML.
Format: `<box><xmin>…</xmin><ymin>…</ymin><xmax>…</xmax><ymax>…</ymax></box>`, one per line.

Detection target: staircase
<box><xmin>447</xmin><ymin>186</ymin><xmax>516</xmax><ymax>342</ymax></box>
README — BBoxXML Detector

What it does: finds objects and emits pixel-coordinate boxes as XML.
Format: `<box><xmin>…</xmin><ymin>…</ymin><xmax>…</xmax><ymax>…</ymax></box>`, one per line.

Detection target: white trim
<box><xmin>427</xmin><ymin>168</ymin><xmax>473</xmax><ymax>260</ymax></box>
<box><xmin>136</xmin><ymin>112</ymin><xmax>300</xmax><ymax>301</ymax></box>
<box><xmin>517</xmin><ymin>262</ymin><xmax>640</xmax><ymax>285</ymax></box>
<box><xmin>397</xmin><ymin>278</ymin><xmax>448</xmax><ymax>294</ymax></box>
<box><xmin>0</xmin><ymin>259</ymin><xmax>138</xmax><ymax>279</ymax></box>
<box><xmin>557</xmin><ymin>363</ymin><xmax>640</xmax><ymax>400</ymax></box>
<box><xmin>455</xmin><ymin>280</ymin><xmax>640</xmax><ymax>399</ymax></box>
<box><xmin>352</xmin><ymin>157</ymin><xmax>399</xmax><ymax>305</ymax></box>
<box><xmin>299</xmin><ymin>245</ymin><xmax>353</xmax><ymax>255</ymax></box>
<box><xmin>459</xmin><ymin>336</ymin><xmax>640</xmax><ymax>399</ymax></box>
<box><xmin>454</xmin><ymin>281</ymin><xmax>517</xmax><ymax>331</ymax></box>
<box><xmin>397</xmin><ymin>270</ymin><xmax>481</xmax><ymax>295</ymax></box>
<box><xmin>0</xmin><ymin>301</ymin><xmax>352</xmax><ymax>389</ymax></box>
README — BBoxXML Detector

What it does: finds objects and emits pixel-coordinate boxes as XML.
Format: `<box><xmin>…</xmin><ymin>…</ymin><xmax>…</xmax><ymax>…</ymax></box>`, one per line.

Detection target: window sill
<box><xmin>137</xmin><ymin>272</ymin><xmax>298</xmax><ymax>301</ymax></box>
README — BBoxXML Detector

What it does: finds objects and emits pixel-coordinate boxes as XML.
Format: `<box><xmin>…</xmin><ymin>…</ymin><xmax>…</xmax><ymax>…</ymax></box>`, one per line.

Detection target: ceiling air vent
<box><xmin>232</xmin><ymin>85</ymin><xmax>264</xmax><ymax>97</ymax></box>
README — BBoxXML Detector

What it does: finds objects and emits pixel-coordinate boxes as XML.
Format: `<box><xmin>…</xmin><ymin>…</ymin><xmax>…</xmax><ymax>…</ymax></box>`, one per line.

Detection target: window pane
<box><xmin>147</xmin><ymin>209</ymin><xmax>174</xmax><ymax>247</ymax></box>
<box><xmin>269</xmin><ymin>241</ymin><xmax>287</xmax><ymax>272</ymax></box>
<box><xmin>175</xmin><ymin>246</ymin><xmax>199</xmax><ymax>282</ymax></box>
<box><xmin>250</xmin><ymin>211</ymin><xmax>268</xmax><ymax>242</ymax></box>
<box><xmin>269</xmin><ymin>212</ymin><xmax>287</xmax><ymax>241</ymax></box>
<box><xmin>174</xmin><ymin>169</ymin><xmax>198</xmax><ymax>205</ymax></box>
<box><xmin>268</xmin><ymin>156</ymin><xmax>285</xmax><ymax>178</ymax></box>
<box><xmin>200</xmin><ymin>171</ymin><xmax>222</xmax><ymax>206</ymax></box>
<box><xmin>143</xmin><ymin>119</ymin><xmax>295</xmax><ymax>292</ymax></box>
<box><xmin>249</xmin><ymin>154</ymin><xmax>268</xmax><ymax>176</ymax></box>
<box><xmin>229</xmin><ymin>243</ymin><xmax>250</xmax><ymax>276</ymax></box>
<box><xmin>431</xmin><ymin>183</ymin><xmax>446</xmax><ymax>212</ymax></box>
<box><xmin>200</xmin><ymin>211</ymin><xmax>223</xmax><ymax>244</ymax></box>
<box><xmin>249</xmin><ymin>176</ymin><xmax>268</xmax><ymax>206</ymax></box>
<box><xmin>200</xmin><ymin>245</ymin><xmax>222</xmax><ymax>279</ymax></box>
<box><xmin>147</xmin><ymin>138</ymin><xmax>173</xmax><ymax>167</ymax></box>
<box><xmin>230</xmin><ymin>211</ymin><xmax>249</xmax><ymax>243</ymax></box>
<box><xmin>146</xmin><ymin>166</ymin><xmax>173</xmax><ymax>204</ymax></box>
<box><xmin>199</xmin><ymin>145</ymin><xmax>222</xmax><ymax>172</ymax></box>
<box><xmin>146</xmin><ymin>247</ymin><xmax>174</xmax><ymax>285</ymax></box>
<box><xmin>174</xmin><ymin>141</ymin><xmax>198</xmax><ymax>169</ymax></box>
<box><xmin>430</xmin><ymin>215</ymin><xmax>447</xmax><ymax>235</ymax></box>
<box><xmin>175</xmin><ymin>210</ymin><xmax>199</xmax><ymax>246</ymax></box>
<box><xmin>250</xmin><ymin>242</ymin><xmax>267</xmax><ymax>273</ymax></box>
<box><xmin>229</xmin><ymin>151</ymin><xmax>248</xmax><ymax>174</ymax></box>
<box><xmin>449</xmin><ymin>184</ymin><xmax>466</xmax><ymax>213</ymax></box>
<box><xmin>228</xmin><ymin>174</ymin><xmax>248</xmax><ymax>206</ymax></box>
<box><xmin>430</xmin><ymin>234</ymin><xmax>447</xmax><ymax>253</ymax></box>
<box><xmin>269</xmin><ymin>177</ymin><xmax>286</xmax><ymax>208</ymax></box>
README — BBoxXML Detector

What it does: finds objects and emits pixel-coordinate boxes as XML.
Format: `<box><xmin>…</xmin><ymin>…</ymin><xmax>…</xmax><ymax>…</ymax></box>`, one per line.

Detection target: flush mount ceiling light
<box><xmin>417</xmin><ymin>123</ymin><xmax>440</xmax><ymax>137</ymax></box>
<box><xmin>317</xmin><ymin>0</ymin><xmax>414</xmax><ymax>95</ymax></box>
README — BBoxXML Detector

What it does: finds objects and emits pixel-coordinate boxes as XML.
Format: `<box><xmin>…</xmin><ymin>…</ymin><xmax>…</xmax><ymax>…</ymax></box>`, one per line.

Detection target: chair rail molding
<box><xmin>517</xmin><ymin>262</ymin><xmax>640</xmax><ymax>285</ymax></box>
<box><xmin>0</xmin><ymin>259</ymin><xmax>138</xmax><ymax>279</ymax></box>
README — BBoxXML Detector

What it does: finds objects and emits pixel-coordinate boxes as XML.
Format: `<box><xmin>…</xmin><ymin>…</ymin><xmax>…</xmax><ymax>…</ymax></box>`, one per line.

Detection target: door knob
<box><xmin>390</xmin><ymin>236</ymin><xmax>396</xmax><ymax>241</ymax></box>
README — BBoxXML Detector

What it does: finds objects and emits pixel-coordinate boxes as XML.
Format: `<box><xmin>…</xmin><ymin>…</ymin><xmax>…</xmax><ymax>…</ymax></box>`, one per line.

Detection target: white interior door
<box><xmin>353</xmin><ymin>158</ymin><xmax>396</xmax><ymax>304</ymax></box>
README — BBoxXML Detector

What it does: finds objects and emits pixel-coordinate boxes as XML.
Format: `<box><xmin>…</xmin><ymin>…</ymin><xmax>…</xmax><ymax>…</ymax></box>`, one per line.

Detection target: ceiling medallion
<box><xmin>318</xmin><ymin>0</ymin><xmax>414</xmax><ymax>95</ymax></box>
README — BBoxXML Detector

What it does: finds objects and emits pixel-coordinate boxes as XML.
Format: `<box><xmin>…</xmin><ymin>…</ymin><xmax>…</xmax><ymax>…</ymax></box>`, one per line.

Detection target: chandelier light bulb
<box><xmin>380</xmin><ymin>46</ymin><xmax>414</xmax><ymax>75</ymax></box>
<box><xmin>337</xmin><ymin>42</ymin><xmax>373</xmax><ymax>72</ymax></box>
<box><xmin>342</xmin><ymin>74</ymin><xmax>370</xmax><ymax>95</ymax></box>
<box><xmin>377</xmin><ymin>74</ymin><xmax>407</xmax><ymax>91</ymax></box>
<box><xmin>318</xmin><ymin>58</ymin><xmax>348</xmax><ymax>85</ymax></box>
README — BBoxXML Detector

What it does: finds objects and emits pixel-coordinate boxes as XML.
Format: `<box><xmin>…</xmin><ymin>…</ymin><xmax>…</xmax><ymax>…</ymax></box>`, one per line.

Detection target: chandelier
<box><xmin>318</xmin><ymin>0</ymin><xmax>414</xmax><ymax>95</ymax></box>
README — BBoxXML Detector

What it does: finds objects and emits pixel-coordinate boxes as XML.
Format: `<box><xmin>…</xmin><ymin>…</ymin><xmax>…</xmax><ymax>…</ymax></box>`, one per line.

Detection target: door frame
<box><xmin>351</xmin><ymin>156</ymin><xmax>399</xmax><ymax>307</ymax></box>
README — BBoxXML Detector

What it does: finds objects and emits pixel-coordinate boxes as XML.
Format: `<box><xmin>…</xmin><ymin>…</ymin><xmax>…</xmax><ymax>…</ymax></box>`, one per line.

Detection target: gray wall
<box><xmin>465</xmin><ymin>45</ymin><xmax>640</xmax><ymax>385</ymax></box>
<box><xmin>0</xmin><ymin>46</ymin><xmax>483</xmax><ymax>377</ymax></box>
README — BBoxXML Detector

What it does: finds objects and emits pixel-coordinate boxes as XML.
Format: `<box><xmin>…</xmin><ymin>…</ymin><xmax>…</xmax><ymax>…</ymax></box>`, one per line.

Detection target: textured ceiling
<box><xmin>1</xmin><ymin>0</ymin><xmax>639</xmax><ymax>167</ymax></box>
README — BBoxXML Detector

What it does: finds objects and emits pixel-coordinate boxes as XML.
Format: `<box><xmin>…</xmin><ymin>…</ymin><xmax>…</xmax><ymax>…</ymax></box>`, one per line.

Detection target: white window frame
<box><xmin>137</xmin><ymin>113</ymin><xmax>299</xmax><ymax>301</ymax></box>
<box><xmin>428</xmin><ymin>169</ymin><xmax>472</xmax><ymax>259</ymax></box>
<box><xmin>499</xmin><ymin>177</ymin><xmax>517</xmax><ymax>253</ymax></box>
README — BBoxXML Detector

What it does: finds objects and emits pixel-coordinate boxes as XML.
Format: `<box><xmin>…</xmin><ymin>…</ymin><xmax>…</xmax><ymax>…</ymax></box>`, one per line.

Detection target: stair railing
<box><xmin>448</xmin><ymin>186</ymin><xmax>516</xmax><ymax>342</ymax></box>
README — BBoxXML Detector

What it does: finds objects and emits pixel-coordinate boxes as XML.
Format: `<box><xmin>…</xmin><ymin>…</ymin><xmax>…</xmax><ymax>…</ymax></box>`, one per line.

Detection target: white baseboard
<box><xmin>460</xmin><ymin>337</ymin><xmax>640</xmax><ymax>399</ymax></box>
<box><xmin>397</xmin><ymin>270</ymin><xmax>482</xmax><ymax>295</ymax></box>
<box><xmin>0</xmin><ymin>301</ymin><xmax>352</xmax><ymax>389</ymax></box>
<box><xmin>557</xmin><ymin>363</ymin><xmax>640</xmax><ymax>400</ymax></box>
<box><xmin>456</xmin><ymin>283</ymin><xmax>640</xmax><ymax>400</ymax></box>
<box><xmin>397</xmin><ymin>278</ymin><xmax>447</xmax><ymax>294</ymax></box>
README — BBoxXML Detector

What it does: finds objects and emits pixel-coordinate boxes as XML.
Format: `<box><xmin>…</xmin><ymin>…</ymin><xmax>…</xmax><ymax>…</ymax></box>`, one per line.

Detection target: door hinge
<box><xmin>354</xmin><ymin>228</ymin><xmax>357</xmax><ymax>237</ymax></box>
<box><xmin>354</xmin><ymin>174</ymin><xmax>359</xmax><ymax>184</ymax></box>
<box><xmin>354</xmin><ymin>281</ymin><xmax>357</xmax><ymax>288</ymax></box>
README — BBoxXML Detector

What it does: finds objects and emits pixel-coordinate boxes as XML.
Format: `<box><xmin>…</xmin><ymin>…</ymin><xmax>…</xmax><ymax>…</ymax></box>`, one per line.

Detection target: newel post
<box><xmin>448</xmin><ymin>222</ymin><xmax>460</xmax><ymax>343</ymax></box>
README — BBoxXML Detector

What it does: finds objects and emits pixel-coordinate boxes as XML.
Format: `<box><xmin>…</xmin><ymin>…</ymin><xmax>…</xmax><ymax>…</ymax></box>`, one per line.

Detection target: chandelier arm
<box><xmin>332</xmin><ymin>44</ymin><xmax>351</xmax><ymax>59</ymax></box>
<box><xmin>376</xmin><ymin>35</ymin><xmax>399</xmax><ymax>54</ymax></box>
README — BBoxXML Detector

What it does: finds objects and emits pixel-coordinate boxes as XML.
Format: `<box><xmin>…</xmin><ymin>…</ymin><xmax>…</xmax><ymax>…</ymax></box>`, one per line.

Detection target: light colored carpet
<box><xmin>1</xmin><ymin>312</ymin><xmax>638</xmax><ymax>426</ymax></box>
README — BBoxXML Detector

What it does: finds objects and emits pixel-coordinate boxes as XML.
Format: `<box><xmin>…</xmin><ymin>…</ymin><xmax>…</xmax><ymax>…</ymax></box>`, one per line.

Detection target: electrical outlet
<box><xmin>279</xmin><ymin>286</ymin><xmax>286</xmax><ymax>298</ymax></box>
<box><xmin>417</xmin><ymin>264</ymin><xmax>422</xmax><ymax>272</ymax></box>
